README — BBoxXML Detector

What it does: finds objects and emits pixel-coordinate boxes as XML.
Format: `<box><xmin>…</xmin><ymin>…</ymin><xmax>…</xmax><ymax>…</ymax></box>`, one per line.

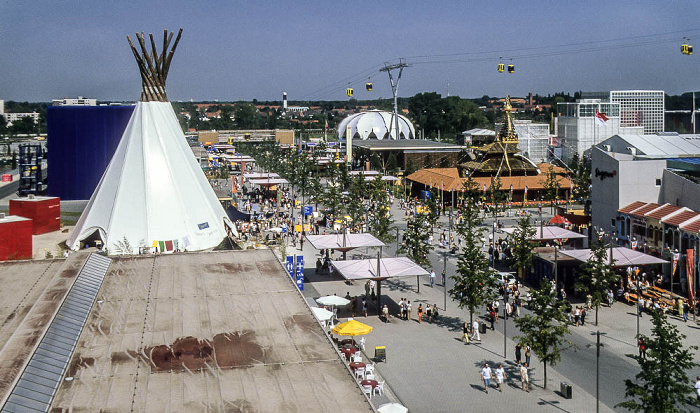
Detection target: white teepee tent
<box><xmin>67</xmin><ymin>29</ymin><xmax>233</xmax><ymax>254</ymax></box>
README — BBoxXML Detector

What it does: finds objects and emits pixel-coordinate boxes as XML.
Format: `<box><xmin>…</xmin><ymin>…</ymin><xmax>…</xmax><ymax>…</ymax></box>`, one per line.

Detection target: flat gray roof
<box><xmin>353</xmin><ymin>139</ymin><xmax>464</xmax><ymax>151</ymax></box>
<box><xmin>0</xmin><ymin>251</ymin><xmax>371</xmax><ymax>412</ymax></box>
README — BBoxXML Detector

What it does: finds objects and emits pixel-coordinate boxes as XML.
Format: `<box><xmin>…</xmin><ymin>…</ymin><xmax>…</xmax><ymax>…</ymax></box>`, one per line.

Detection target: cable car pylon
<box><xmin>380</xmin><ymin>58</ymin><xmax>410</xmax><ymax>139</ymax></box>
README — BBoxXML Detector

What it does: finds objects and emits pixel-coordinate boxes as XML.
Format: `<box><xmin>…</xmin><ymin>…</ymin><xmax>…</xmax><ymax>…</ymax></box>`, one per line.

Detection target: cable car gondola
<box><xmin>681</xmin><ymin>38</ymin><xmax>693</xmax><ymax>55</ymax></box>
<box><xmin>366</xmin><ymin>82</ymin><xmax>373</xmax><ymax>91</ymax></box>
<box><xmin>497</xmin><ymin>63</ymin><xmax>504</xmax><ymax>73</ymax></box>
<box><xmin>346</xmin><ymin>88</ymin><xmax>354</xmax><ymax>97</ymax></box>
<box><xmin>507</xmin><ymin>59</ymin><xmax>515</xmax><ymax>73</ymax></box>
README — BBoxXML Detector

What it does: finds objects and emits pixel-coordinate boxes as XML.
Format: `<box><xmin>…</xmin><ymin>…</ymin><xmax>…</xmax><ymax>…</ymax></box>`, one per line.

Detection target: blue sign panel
<box><xmin>295</xmin><ymin>255</ymin><xmax>305</xmax><ymax>291</ymax></box>
<box><xmin>286</xmin><ymin>256</ymin><xmax>294</xmax><ymax>278</ymax></box>
<box><xmin>198</xmin><ymin>222</ymin><xmax>210</xmax><ymax>230</ymax></box>
<box><xmin>303</xmin><ymin>206</ymin><xmax>313</xmax><ymax>216</ymax></box>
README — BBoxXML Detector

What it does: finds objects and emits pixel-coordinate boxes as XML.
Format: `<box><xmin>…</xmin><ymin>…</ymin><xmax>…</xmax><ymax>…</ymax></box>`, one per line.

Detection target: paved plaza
<box><xmin>296</xmin><ymin>200</ymin><xmax>700</xmax><ymax>412</ymax></box>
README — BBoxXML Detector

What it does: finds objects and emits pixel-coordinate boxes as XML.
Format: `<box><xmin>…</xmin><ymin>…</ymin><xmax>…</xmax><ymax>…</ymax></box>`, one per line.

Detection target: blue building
<box><xmin>47</xmin><ymin>105</ymin><xmax>134</xmax><ymax>200</ymax></box>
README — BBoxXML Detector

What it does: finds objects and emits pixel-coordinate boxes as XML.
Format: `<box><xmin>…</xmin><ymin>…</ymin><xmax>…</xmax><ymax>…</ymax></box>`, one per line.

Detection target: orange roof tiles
<box><xmin>645</xmin><ymin>204</ymin><xmax>682</xmax><ymax>220</ymax></box>
<box><xmin>618</xmin><ymin>201</ymin><xmax>648</xmax><ymax>214</ymax></box>
<box><xmin>681</xmin><ymin>217</ymin><xmax>700</xmax><ymax>233</ymax></box>
<box><xmin>662</xmin><ymin>209</ymin><xmax>699</xmax><ymax>226</ymax></box>
<box><xmin>407</xmin><ymin>168</ymin><xmax>572</xmax><ymax>192</ymax></box>
<box><xmin>628</xmin><ymin>203</ymin><xmax>662</xmax><ymax>217</ymax></box>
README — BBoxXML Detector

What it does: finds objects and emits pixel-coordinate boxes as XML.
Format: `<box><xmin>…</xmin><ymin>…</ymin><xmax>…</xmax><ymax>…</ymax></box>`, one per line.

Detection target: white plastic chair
<box><xmin>352</xmin><ymin>354</ymin><xmax>363</xmax><ymax>363</ymax></box>
<box><xmin>365</xmin><ymin>373</ymin><xmax>375</xmax><ymax>381</ymax></box>
<box><xmin>374</xmin><ymin>380</ymin><xmax>385</xmax><ymax>396</ymax></box>
<box><xmin>362</xmin><ymin>384</ymin><xmax>373</xmax><ymax>397</ymax></box>
<box><xmin>364</xmin><ymin>362</ymin><xmax>375</xmax><ymax>375</ymax></box>
<box><xmin>354</xmin><ymin>367</ymin><xmax>365</xmax><ymax>380</ymax></box>
<box><xmin>359</xmin><ymin>337</ymin><xmax>366</xmax><ymax>351</ymax></box>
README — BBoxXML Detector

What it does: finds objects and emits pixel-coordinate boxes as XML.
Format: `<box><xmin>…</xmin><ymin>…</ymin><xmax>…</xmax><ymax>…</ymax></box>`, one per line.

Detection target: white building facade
<box><xmin>496</xmin><ymin>120</ymin><xmax>549</xmax><ymax>162</ymax></box>
<box><xmin>557</xmin><ymin>100</ymin><xmax>623</xmax><ymax>162</ymax></box>
<box><xmin>610</xmin><ymin>90</ymin><xmax>664</xmax><ymax>134</ymax></box>
<box><xmin>52</xmin><ymin>97</ymin><xmax>97</xmax><ymax>106</ymax></box>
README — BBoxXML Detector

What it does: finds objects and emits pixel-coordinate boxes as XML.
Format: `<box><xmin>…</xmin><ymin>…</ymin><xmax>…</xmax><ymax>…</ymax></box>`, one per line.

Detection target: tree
<box><xmin>514</xmin><ymin>279</ymin><xmax>572</xmax><ymax>389</ymax></box>
<box><xmin>574</xmin><ymin>234</ymin><xmax>618</xmax><ymax>326</ymax></box>
<box><xmin>510</xmin><ymin>215</ymin><xmax>536</xmax><ymax>282</ymax></box>
<box><xmin>449</xmin><ymin>178</ymin><xmax>497</xmax><ymax>324</ymax></box>
<box><xmin>401</xmin><ymin>209</ymin><xmax>433</xmax><ymax>268</ymax></box>
<box><xmin>488</xmin><ymin>175</ymin><xmax>507</xmax><ymax>217</ymax></box>
<box><xmin>367</xmin><ymin>176</ymin><xmax>395</xmax><ymax>244</ymax></box>
<box><xmin>617</xmin><ymin>311</ymin><xmax>698</xmax><ymax>413</ymax></box>
<box><xmin>540</xmin><ymin>165</ymin><xmax>559</xmax><ymax>214</ymax></box>
<box><xmin>568</xmin><ymin>153</ymin><xmax>591</xmax><ymax>201</ymax></box>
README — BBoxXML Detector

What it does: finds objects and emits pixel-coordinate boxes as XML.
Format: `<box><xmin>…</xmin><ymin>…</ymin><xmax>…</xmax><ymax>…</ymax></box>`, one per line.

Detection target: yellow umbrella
<box><xmin>332</xmin><ymin>319</ymin><xmax>373</xmax><ymax>336</ymax></box>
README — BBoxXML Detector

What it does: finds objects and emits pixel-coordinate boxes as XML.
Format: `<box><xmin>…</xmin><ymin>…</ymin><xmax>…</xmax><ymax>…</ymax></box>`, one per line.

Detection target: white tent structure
<box><xmin>67</xmin><ymin>29</ymin><xmax>233</xmax><ymax>254</ymax></box>
<box><xmin>337</xmin><ymin>110</ymin><xmax>415</xmax><ymax>140</ymax></box>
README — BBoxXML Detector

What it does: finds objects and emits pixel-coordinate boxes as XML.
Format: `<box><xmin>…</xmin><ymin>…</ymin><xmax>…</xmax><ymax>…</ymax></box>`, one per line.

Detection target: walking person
<box><xmin>525</xmin><ymin>345</ymin><xmax>532</xmax><ymax>367</ymax></box>
<box><xmin>471</xmin><ymin>319</ymin><xmax>481</xmax><ymax>341</ymax></box>
<box><xmin>695</xmin><ymin>376</ymin><xmax>700</xmax><ymax>402</ymax></box>
<box><xmin>362</xmin><ymin>299</ymin><xmax>367</xmax><ymax>317</ymax></box>
<box><xmin>495</xmin><ymin>364</ymin><xmax>506</xmax><ymax>392</ymax></box>
<box><xmin>426</xmin><ymin>304</ymin><xmax>432</xmax><ymax>322</ymax></box>
<box><xmin>520</xmin><ymin>363</ymin><xmax>530</xmax><ymax>392</ymax></box>
<box><xmin>407</xmin><ymin>301</ymin><xmax>412</xmax><ymax>321</ymax></box>
<box><xmin>417</xmin><ymin>304</ymin><xmax>423</xmax><ymax>323</ymax></box>
<box><xmin>462</xmin><ymin>321</ymin><xmax>470</xmax><ymax>343</ymax></box>
<box><xmin>441</xmin><ymin>269</ymin><xmax>446</xmax><ymax>286</ymax></box>
<box><xmin>430</xmin><ymin>270</ymin><xmax>436</xmax><ymax>288</ymax></box>
<box><xmin>481</xmin><ymin>363</ymin><xmax>493</xmax><ymax>393</ymax></box>
<box><xmin>514</xmin><ymin>343</ymin><xmax>522</xmax><ymax>364</ymax></box>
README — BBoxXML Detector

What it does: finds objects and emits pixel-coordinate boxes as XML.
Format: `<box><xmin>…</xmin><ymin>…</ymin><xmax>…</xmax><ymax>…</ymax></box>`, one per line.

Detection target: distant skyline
<box><xmin>2</xmin><ymin>1</ymin><xmax>700</xmax><ymax>103</ymax></box>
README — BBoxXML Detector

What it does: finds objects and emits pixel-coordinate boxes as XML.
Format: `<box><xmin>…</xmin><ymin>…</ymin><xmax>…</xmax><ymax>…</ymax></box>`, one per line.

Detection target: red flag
<box><xmin>595</xmin><ymin>110</ymin><xmax>609</xmax><ymax>125</ymax></box>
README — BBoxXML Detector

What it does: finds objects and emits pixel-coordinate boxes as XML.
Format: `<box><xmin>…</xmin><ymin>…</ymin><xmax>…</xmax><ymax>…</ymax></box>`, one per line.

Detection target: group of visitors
<box><xmin>480</xmin><ymin>362</ymin><xmax>530</xmax><ymax>393</ymax></box>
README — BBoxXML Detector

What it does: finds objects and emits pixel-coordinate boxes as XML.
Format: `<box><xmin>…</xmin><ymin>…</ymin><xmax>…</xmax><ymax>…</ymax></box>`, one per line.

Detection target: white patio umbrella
<box><xmin>377</xmin><ymin>402</ymin><xmax>408</xmax><ymax>413</ymax></box>
<box><xmin>316</xmin><ymin>295</ymin><xmax>350</xmax><ymax>307</ymax></box>
<box><xmin>311</xmin><ymin>307</ymin><xmax>334</xmax><ymax>321</ymax></box>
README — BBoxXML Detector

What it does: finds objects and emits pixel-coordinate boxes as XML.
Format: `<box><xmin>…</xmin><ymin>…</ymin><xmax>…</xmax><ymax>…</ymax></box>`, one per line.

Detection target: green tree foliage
<box><xmin>574</xmin><ymin>235</ymin><xmax>618</xmax><ymax>326</ymax></box>
<box><xmin>234</xmin><ymin>103</ymin><xmax>262</xmax><ymax>129</ymax></box>
<box><xmin>511</xmin><ymin>215</ymin><xmax>536</xmax><ymax>282</ymax></box>
<box><xmin>401</xmin><ymin>208</ymin><xmax>433</xmax><ymax>268</ymax></box>
<box><xmin>407</xmin><ymin>93</ymin><xmax>489</xmax><ymax>140</ymax></box>
<box><xmin>449</xmin><ymin>177</ymin><xmax>497</xmax><ymax>324</ymax></box>
<box><xmin>568</xmin><ymin>153</ymin><xmax>591</xmax><ymax>201</ymax></box>
<box><xmin>540</xmin><ymin>165</ymin><xmax>559</xmax><ymax>214</ymax></box>
<box><xmin>488</xmin><ymin>176</ymin><xmax>507</xmax><ymax>217</ymax></box>
<box><xmin>617</xmin><ymin>311</ymin><xmax>698</xmax><ymax>413</ymax></box>
<box><xmin>514</xmin><ymin>279</ymin><xmax>572</xmax><ymax>389</ymax></box>
<box><xmin>367</xmin><ymin>176</ymin><xmax>395</xmax><ymax>244</ymax></box>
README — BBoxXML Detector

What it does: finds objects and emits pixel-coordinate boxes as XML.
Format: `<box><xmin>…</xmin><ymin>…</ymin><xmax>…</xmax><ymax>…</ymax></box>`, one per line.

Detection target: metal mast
<box><xmin>380</xmin><ymin>59</ymin><xmax>410</xmax><ymax>139</ymax></box>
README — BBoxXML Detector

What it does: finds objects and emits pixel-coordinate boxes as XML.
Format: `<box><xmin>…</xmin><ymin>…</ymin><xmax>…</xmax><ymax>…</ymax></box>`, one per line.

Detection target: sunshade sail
<box><xmin>316</xmin><ymin>295</ymin><xmax>351</xmax><ymax>306</ymax></box>
<box><xmin>306</xmin><ymin>233</ymin><xmax>385</xmax><ymax>251</ymax></box>
<box><xmin>332</xmin><ymin>257</ymin><xmax>429</xmax><ymax>280</ymax></box>
<box><xmin>502</xmin><ymin>225</ymin><xmax>586</xmax><ymax>241</ymax></box>
<box><xmin>559</xmin><ymin>247</ymin><xmax>668</xmax><ymax>266</ymax></box>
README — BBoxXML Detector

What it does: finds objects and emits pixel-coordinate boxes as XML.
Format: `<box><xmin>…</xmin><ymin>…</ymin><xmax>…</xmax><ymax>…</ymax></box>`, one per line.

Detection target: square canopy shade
<box><xmin>559</xmin><ymin>247</ymin><xmax>669</xmax><ymax>266</ymax></box>
<box><xmin>364</xmin><ymin>175</ymin><xmax>399</xmax><ymax>182</ymax></box>
<box><xmin>502</xmin><ymin>225</ymin><xmax>587</xmax><ymax>241</ymax></box>
<box><xmin>306</xmin><ymin>233</ymin><xmax>385</xmax><ymax>251</ymax></box>
<box><xmin>331</xmin><ymin>257</ymin><xmax>429</xmax><ymax>281</ymax></box>
<box><xmin>247</xmin><ymin>178</ymin><xmax>289</xmax><ymax>186</ymax></box>
<box><xmin>243</xmin><ymin>172</ymin><xmax>279</xmax><ymax>179</ymax></box>
<box><xmin>228</xmin><ymin>156</ymin><xmax>256</xmax><ymax>163</ymax></box>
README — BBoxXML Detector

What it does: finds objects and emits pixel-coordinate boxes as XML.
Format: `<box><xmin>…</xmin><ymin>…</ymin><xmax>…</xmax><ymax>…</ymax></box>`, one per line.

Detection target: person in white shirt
<box><xmin>471</xmin><ymin>320</ymin><xmax>481</xmax><ymax>341</ymax></box>
<box><xmin>481</xmin><ymin>363</ymin><xmax>492</xmax><ymax>393</ymax></box>
<box><xmin>495</xmin><ymin>364</ymin><xmax>506</xmax><ymax>392</ymax></box>
<box><xmin>695</xmin><ymin>376</ymin><xmax>700</xmax><ymax>402</ymax></box>
<box><xmin>520</xmin><ymin>362</ymin><xmax>530</xmax><ymax>392</ymax></box>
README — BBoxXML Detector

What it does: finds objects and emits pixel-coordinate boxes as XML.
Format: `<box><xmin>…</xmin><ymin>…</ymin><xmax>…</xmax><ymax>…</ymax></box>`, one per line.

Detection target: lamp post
<box><xmin>492</xmin><ymin>222</ymin><xmax>497</xmax><ymax>268</ymax></box>
<box><xmin>554</xmin><ymin>245</ymin><xmax>559</xmax><ymax>291</ymax></box>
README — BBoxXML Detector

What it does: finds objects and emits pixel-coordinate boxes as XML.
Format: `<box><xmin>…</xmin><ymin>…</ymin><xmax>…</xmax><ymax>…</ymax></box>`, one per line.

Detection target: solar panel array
<box><xmin>1</xmin><ymin>253</ymin><xmax>111</xmax><ymax>413</ymax></box>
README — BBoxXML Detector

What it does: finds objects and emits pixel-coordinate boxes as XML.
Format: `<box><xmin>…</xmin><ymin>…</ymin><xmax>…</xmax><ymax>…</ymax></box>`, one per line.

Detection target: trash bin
<box><xmin>560</xmin><ymin>382</ymin><xmax>572</xmax><ymax>399</ymax></box>
<box><xmin>479</xmin><ymin>323</ymin><xmax>487</xmax><ymax>334</ymax></box>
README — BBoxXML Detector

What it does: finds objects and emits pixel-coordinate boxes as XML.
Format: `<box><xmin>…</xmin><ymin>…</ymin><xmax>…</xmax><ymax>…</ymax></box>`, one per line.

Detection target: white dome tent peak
<box><xmin>337</xmin><ymin>110</ymin><xmax>415</xmax><ymax>141</ymax></box>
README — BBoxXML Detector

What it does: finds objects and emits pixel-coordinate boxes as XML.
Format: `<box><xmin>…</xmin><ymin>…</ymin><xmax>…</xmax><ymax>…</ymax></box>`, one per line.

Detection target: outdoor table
<box><xmin>349</xmin><ymin>362</ymin><xmax>366</xmax><ymax>371</ymax></box>
<box><xmin>361</xmin><ymin>379</ymin><xmax>378</xmax><ymax>390</ymax></box>
<box><xmin>340</xmin><ymin>347</ymin><xmax>358</xmax><ymax>360</ymax></box>
<box><xmin>339</xmin><ymin>339</ymin><xmax>355</xmax><ymax>347</ymax></box>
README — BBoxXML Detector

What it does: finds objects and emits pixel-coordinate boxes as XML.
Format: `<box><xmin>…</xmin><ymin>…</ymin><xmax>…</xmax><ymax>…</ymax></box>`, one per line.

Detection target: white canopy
<box><xmin>559</xmin><ymin>247</ymin><xmax>669</xmax><ymax>266</ymax></box>
<box><xmin>311</xmin><ymin>307</ymin><xmax>334</xmax><ymax>321</ymax></box>
<box><xmin>67</xmin><ymin>102</ymin><xmax>231</xmax><ymax>254</ymax></box>
<box><xmin>316</xmin><ymin>295</ymin><xmax>351</xmax><ymax>306</ymax></box>
<box><xmin>306</xmin><ymin>233</ymin><xmax>385</xmax><ymax>251</ymax></box>
<box><xmin>349</xmin><ymin>170</ymin><xmax>380</xmax><ymax>176</ymax></box>
<box><xmin>332</xmin><ymin>257</ymin><xmax>429</xmax><ymax>280</ymax></box>
<box><xmin>247</xmin><ymin>178</ymin><xmax>289</xmax><ymax>186</ymax></box>
<box><xmin>364</xmin><ymin>175</ymin><xmax>399</xmax><ymax>182</ymax></box>
<box><xmin>243</xmin><ymin>172</ymin><xmax>279</xmax><ymax>179</ymax></box>
<box><xmin>503</xmin><ymin>225</ymin><xmax>587</xmax><ymax>241</ymax></box>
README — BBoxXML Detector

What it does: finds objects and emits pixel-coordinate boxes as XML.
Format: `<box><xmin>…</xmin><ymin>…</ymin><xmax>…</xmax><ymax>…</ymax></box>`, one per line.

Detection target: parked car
<box><xmin>492</xmin><ymin>272</ymin><xmax>516</xmax><ymax>287</ymax></box>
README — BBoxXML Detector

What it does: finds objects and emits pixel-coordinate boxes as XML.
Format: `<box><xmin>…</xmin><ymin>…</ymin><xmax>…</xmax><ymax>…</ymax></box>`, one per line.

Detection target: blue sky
<box><xmin>1</xmin><ymin>1</ymin><xmax>699</xmax><ymax>102</ymax></box>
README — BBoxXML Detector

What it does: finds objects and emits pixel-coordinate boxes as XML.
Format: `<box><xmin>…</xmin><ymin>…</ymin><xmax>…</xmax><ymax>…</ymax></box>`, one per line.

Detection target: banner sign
<box><xmin>303</xmin><ymin>206</ymin><xmax>313</xmax><ymax>216</ymax></box>
<box><xmin>286</xmin><ymin>256</ymin><xmax>294</xmax><ymax>278</ymax></box>
<box><xmin>295</xmin><ymin>255</ymin><xmax>304</xmax><ymax>291</ymax></box>
<box><xmin>688</xmin><ymin>249</ymin><xmax>695</xmax><ymax>306</ymax></box>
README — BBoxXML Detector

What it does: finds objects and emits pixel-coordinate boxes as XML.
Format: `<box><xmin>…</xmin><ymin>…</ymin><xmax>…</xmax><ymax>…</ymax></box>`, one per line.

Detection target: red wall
<box><xmin>0</xmin><ymin>218</ymin><xmax>33</xmax><ymax>261</ymax></box>
<box><xmin>9</xmin><ymin>197</ymin><xmax>61</xmax><ymax>235</ymax></box>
